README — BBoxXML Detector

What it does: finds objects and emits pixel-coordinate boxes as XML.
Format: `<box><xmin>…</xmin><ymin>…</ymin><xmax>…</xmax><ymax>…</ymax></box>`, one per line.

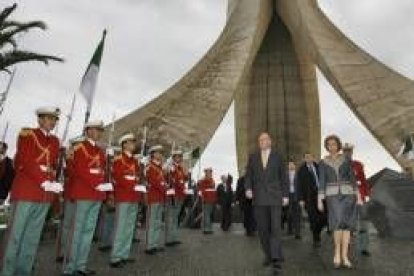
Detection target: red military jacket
<box><xmin>198</xmin><ymin>177</ymin><xmax>217</xmax><ymax>204</ymax></box>
<box><xmin>112</xmin><ymin>152</ymin><xmax>142</xmax><ymax>203</ymax></box>
<box><xmin>11</xmin><ymin>128</ymin><xmax>60</xmax><ymax>202</ymax></box>
<box><xmin>352</xmin><ymin>160</ymin><xmax>371</xmax><ymax>202</ymax></box>
<box><xmin>167</xmin><ymin>162</ymin><xmax>188</xmax><ymax>201</ymax></box>
<box><xmin>146</xmin><ymin>159</ymin><xmax>167</xmax><ymax>204</ymax></box>
<box><xmin>70</xmin><ymin>139</ymin><xmax>106</xmax><ymax>201</ymax></box>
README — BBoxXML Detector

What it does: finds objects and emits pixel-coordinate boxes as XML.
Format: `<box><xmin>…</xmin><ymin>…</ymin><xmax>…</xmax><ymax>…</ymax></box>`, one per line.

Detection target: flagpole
<box><xmin>0</xmin><ymin>68</ymin><xmax>16</xmax><ymax>117</ymax></box>
<box><xmin>61</xmin><ymin>93</ymin><xmax>77</xmax><ymax>145</ymax></box>
<box><xmin>1</xmin><ymin>121</ymin><xmax>9</xmax><ymax>142</ymax></box>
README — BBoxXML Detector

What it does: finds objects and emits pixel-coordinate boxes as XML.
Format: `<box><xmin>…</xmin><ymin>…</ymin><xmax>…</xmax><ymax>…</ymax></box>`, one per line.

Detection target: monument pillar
<box><xmin>235</xmin><ymin>6</ymin><xmax>320</xmax><ymax>174</ymax></box>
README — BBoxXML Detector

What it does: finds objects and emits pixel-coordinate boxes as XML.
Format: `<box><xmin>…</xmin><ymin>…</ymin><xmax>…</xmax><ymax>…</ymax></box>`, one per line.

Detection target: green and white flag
<box><xmin>80</xmin><ymin>30</ymin><xmax>107</xmax><ymax>123</ymax></box>
<box><xmin>398</xmin><ymin>135</ymin><xmax>414</xmax><ymax>160</ymax></box>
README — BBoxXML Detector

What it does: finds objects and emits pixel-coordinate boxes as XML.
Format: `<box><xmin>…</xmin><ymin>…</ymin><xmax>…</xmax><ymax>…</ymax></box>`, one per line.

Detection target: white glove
<box><xmin>89</xmin><ymin>168</ymin><xmax>101</xmax><ymax>175</ymax></box>
<box><xmin>106</xmin><ymin>147</ymin><xmax>115</xmax><ymax>156</ymax></box>
<box><xmin>198</xmin><ymin>191</ymin><xmax>202</xmax><ymax>197</ymax></box>
<box><xmin>134</xmin><ymin>185</ymin><xmax>147</xmax><ymax>193</ymax></box>
<box><xmin>96</xmin><ymin>183</ymin><xmax>114</xmax><ymax>192</ymax></box>
<box><xmin>166</xmin><ymin>189</ymin><xmax>175</xmax><ymax>196</ymax></box>
<box><xmin>299</xmin><ymin>201</ymin><xmax>305</xmax><ymax>208</ymax></box>
<box><xmin>282</xmin><ymin>197</ymin><xmax>289</xmax><ymax>206</ymax></box>
<box><xmin>50</xmin><ymin>182</ymin><xmax>64</xmax><ymax>193</ymax></box>
<box><xmin>41</xmin><ymin>181</ymin><xmax>64</xmax><ymax>193</ymax></box>
<box><xmin>185</xmin><ymin>189</ymin><xmax>194</xmax><ymax>195</ymax></box>
<box><xmin>245</xmin><ymin>189</ymin><xmax>253</xmax><ymax>199</ymax></box>
<box><xmin>140</xmin><ymin>156</ymin><xmax>149</xmax><ymax>166</ymax></box>
<box><xmin>124</xmin><ymin>175</ymin><xmax>135</xmax><ymax>181</ymax></box>
<box><xmin>317</xmin><ymin>199</ymin><xmax>324</xmax><ymax>212</ymax></box>
<box><xmin>39</xmin><ymin>165</ymin><xmax>49</xmax><ymax>173</ymax></box>
<box><xmin>40</xmin><ymin>180</ymin><xmax>52</xmax><ymax>191</ymax></box>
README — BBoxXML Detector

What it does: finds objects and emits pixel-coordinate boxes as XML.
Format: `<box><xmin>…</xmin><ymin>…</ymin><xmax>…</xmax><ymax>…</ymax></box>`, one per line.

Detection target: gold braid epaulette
<box><xmin>113</xmin><ymin>154</ymin><xmax>122</xmax><ymax>162</ymax></box>
<box><xmin>19</xmin><ymin>127</ymin><xmax>33</xmax><ymax>137</ymax></box>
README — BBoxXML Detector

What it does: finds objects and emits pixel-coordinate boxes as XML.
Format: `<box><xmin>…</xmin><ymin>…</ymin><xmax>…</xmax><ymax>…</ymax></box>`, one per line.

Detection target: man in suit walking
<box><xmin>245</xmin><ymin>132</ymin><xmax>289</xmax><ymax>274</ymax></box>
<box><xmin>297</xmin><ymin>152</ymin><xmax>327</xmax><ymax>248</ymax></box>
<box><xmin>285</xmin><ymin>161</ymin><xmax>301</xmax><ymax>239</ymax></box>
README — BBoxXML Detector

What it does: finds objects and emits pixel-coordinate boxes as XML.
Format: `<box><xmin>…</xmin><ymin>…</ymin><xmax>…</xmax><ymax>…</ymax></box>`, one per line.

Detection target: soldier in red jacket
<box><xmin>56</xmin><ymin>137</ymin><xmax>84</xmax><ymax>262</ymax></box>
<box><xmin>1</xmin><ymin>107</ymin><xmax>61</xmax><ymax>276</ymax></box>
<box><xmin>197</xmin><ymin>168</ymin><xmax>217</xmax><ymax>234</ymax></box>
<box><xmin>165</xmin><ymin>150</ymin><xmax>188</xmax><ymax>246</ymax></box>
<box><xmin>63</xmin><ymin>120</ymin><xmax>112</xmax><ymax>276</ymax></box>
<box><xmin>343</xmin><ymin>143</ymin><xmax>372</xmax><ymax>257</ymax></box>
<box><xmin>109</xmin><ymin>133</ymin><xmax>142</xmax><ymax>268</ymax></box>
<box><xmin>144</xmin><ymin>145</ymin><xmax>167</xmax><ymax>255</ymax></box>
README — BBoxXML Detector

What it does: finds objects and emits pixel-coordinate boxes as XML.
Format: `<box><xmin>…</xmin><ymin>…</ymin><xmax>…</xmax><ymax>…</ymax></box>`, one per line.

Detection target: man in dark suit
<box><xmin>285</xmin><ymin>161</ymin><xmax>301</xmax><ymax>239</ymax></box>
<box><xmin>0</xmin><ymin>141</ymin><xmax>14</xmax><ymax>204</ymax></box>
<box><xmin>217</xmin><ymin>174</ymin><xmax>234</xmax><ymax>231</ymax></box>
<box><xmin>236</xmin><ymin>175</ymin><xmax>256</xmax><ymax>236</ymax></box>
<box><xmin>297</xmin><ymin>152</ymin><xmax>327</xmax><ymax>248</ymax></box>
<box><xmin>245</xmin><ymin>132</ymin><xmax>288</xmax><ymax>274</ymax></box>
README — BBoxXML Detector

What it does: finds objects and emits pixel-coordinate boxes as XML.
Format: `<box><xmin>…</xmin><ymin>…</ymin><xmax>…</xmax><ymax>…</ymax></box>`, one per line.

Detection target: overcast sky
<box><xmin>1</xmin><ymin>0</ymin><xmax>413</xmax><ymax>181</ymax></box>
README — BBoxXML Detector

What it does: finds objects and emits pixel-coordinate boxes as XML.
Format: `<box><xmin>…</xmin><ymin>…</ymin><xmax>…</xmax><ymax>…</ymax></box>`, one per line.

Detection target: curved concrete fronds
<box><xmin>106</xmin><ymin>0</ymin><xmax>273</xmax><ymax>158</ymax></box>
<box><xmin>277</xmin><ymin>0</ymin><xmax>414</xmax><ymax>167</ymax></box>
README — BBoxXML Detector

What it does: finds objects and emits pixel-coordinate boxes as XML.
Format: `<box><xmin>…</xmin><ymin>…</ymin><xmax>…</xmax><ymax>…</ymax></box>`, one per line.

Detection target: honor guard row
<box><xmin>0</xmin><ymin>106</ymin><xmax>217</xmax><ymax>276</ymax></box>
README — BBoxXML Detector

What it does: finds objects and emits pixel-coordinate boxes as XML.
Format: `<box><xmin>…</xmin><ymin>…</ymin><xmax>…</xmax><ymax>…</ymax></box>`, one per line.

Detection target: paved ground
<box><xmin>34</xmin><ymin>223</ymin><xmax>414</xmax><ymax>276</ymax></box>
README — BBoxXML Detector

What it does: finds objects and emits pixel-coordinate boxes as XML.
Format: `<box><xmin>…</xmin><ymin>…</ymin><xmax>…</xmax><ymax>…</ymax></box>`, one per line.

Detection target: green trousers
<box><xmin>358</xmin><ymin>220</ymin><xmax>370</xmax><ymax>252</ymax></box>
<box><xmin>110</xmin><ymin>203</ymin><xmax>138</xmax><ymax>262</ymax></box>
<box><xmin>202</xmin><ymin>203</ymin><xmax>214</xmax><ymax>232</ymax></box>
<box><xmin>63</xmin><ymin>200</ymin><xmax>101</xmax><ymax>274</ymax></box>
<box><xmin>165</xmin><ymin>200</ymin><xmax>183</xmax><ymax>243</ymax></box>
<box><xmin>58</xmin><ymin>201</ymin><xmax>74</xmax><ymax>258</ymax></box>
<box><xmin>1</xmin><ymin>201</ymin><xmax>50</xmax><ymax>276</ymax></box>
<box><xmin>145</xmin><ymin>203</ymin><xmax>163</xmax><ymax>250</ymax></box>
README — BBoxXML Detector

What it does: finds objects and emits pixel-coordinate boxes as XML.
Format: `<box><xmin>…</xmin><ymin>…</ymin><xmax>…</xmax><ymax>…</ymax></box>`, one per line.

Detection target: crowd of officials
<box><xmin>0</xmin><ymin>107</ymin><xmax>373</xmax><ymax>276</ymax></box>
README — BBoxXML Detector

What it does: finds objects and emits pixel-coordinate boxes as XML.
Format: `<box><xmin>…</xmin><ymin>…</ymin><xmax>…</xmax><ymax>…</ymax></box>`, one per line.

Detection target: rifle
<box><xmin>167</xmin><ymin>141</ymin><xmax>176</xmax><ymax>206</ymax></box>
<box><xmin>104</xmin><ymin>113</ymin><xmax>116</xmax><ymax>212</ymax></box>
<box><xmin>54</xmin><ymin>92</ymin><xmax>77</xmax><ymax>260</ymax></box>
<box><xmin>0</xmin><ymin>68</ymin><xmax>16</xmax><ymax>117</ymax></box>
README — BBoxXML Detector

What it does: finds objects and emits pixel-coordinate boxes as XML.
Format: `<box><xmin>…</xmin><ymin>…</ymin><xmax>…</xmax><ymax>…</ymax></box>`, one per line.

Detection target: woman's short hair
<box><xmin>324</xmin><ymin>134</ymin><xmax>342</xmax><ymax>152</ymax></box>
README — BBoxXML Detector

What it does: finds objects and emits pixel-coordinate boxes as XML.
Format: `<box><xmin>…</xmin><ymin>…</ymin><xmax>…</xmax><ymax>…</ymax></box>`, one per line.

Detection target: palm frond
<box><xmin>0</xmin><ymin>50</ymin><xmax>64</xmax><ymax>70</ymax></box>
<box><xmin>0</xmin><ymin>4</ymin><xmax>17</xmax><ymax>26</ymax></box>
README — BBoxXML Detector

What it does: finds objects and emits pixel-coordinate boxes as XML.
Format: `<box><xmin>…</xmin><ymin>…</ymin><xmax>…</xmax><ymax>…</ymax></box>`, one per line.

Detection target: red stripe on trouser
<box><xmin>63</xmin><ymin>202</ymin><xmax>78</xmax><ymax>267</ymax></box>
<box><xmin>111</xmin><ymin>205</ymin><xmax>120</xmax><ymax>248</ymax></box>
<box><xmin>145</xmin><ymin>205</ymin><xmax>151</xmax><ymax>249</ymax></box>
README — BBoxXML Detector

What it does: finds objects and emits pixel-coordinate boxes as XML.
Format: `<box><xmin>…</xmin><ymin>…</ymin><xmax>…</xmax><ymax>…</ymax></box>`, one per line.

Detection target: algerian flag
<box><xmin>398</xmin><ymin>135</ymin><xmax>414</xmax><ymax>160</ymax></box>
<box><xmin>80</xmin><ymin>30</ymin><xmax>107</xmax><ymax>122</ymax></box>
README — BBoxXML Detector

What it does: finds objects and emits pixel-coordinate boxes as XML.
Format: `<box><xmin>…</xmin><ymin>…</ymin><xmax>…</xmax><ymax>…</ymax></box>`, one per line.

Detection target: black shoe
<box><xmin>262</xmin><ymin>259</ymin><xmax>272</xmax><ymax>267</ymax></box>
<box><xmin>98</xmin><ymin>245</ymin><xmax>111</xmax><ymax>252</ymax></box>
<box><xmin>272</xmin><ymin>260</ymin><xmax>282</xmax><ymax>270</ymax></box>
<box><xmin>295</xmin><ymin>235</ymin><xmax>301</xmax><ymax>240</ymax></box>
<box><xmin>245</xmin><ymin>231</ymin><xmax>255</xmax><ymax>237</ymax></box>
<box><xmin>56</xmin><ymin>256</ymin><xmax>64</xmax><ymax>263</ymax></box>
<box><xmin>313</xmin><ymin>240</ymin><xmax>321</xmax><ymax>248</ymax></box>
<box><xmin>145</xmin><ymin>248</ymin><xmax>157</xmax><ymax>255</ymax></box>
<box><xmin>122</xmin><ymin>257</ymin><xmax>136</xmax><ymax>263</ymax></box>
<box><xmin>157</xmin><ymin>247</ymin><xmax>165</xmax><ymax>252</ymax></box>
<box><xmin>203</xmin><ymin>230</ymin><xmax>213</xmax><ymax>235</ymax></box>
<box><xmin>165</xmin><ymin>242</ymin><xmax>175</xmax><ymax>247</ymax></box>
<box><xmin>361</xmin><ymin>250</ymin><xmax>371</xmax><ymax>257</ymax></box>
<box><xmin>109</xmin><ymin>261</ymin><xmax>124</xmax><ymax>268</ymax></box>
<box><xmin>132</xmin><ymin>237</ymin><xmax>140</xmax><ymax>243</ymax></box>
<box><xmin>75</xmin><ymin>269</ymin><xmax>96</xmax><ymax>275</ymax></box>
